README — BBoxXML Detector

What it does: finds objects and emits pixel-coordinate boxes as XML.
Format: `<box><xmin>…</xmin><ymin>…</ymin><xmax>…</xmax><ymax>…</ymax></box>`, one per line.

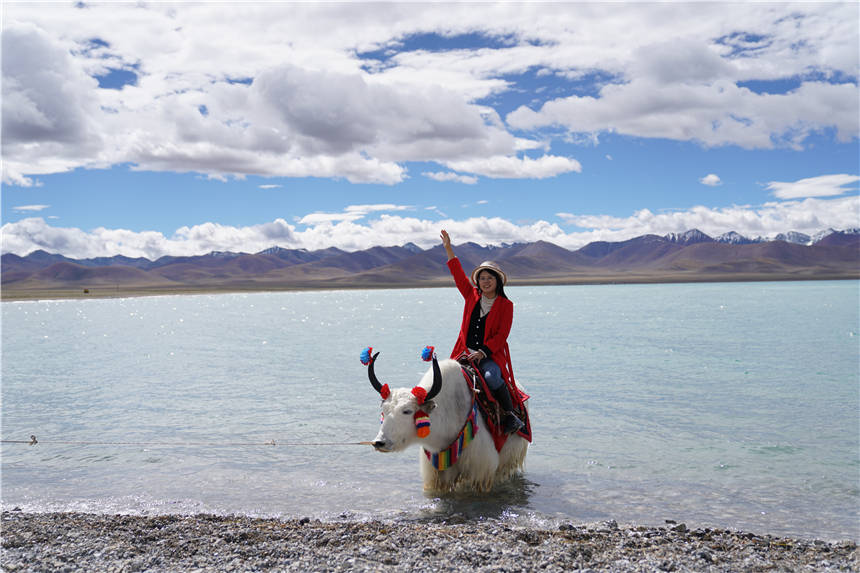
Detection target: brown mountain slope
<box><xmin>22</xmin><ymin>262</ymin><xmax>177</xmax><ymax>288</ymax></box>
<box><xmin>3</xmin><ymin>234</ymin><xmax>858</xmax><ymax>299</ymax></box>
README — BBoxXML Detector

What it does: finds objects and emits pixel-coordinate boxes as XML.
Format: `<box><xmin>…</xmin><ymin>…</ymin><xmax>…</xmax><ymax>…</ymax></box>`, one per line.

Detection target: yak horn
<box><xmin>425</xmin><ymin>354</ymin><xmax>442</xmax><ymax>402</ymax></box>
<box><xmin>367</xmin><ymin>351</ymin><xmax>384</xmax><ymax>393</ymax></box>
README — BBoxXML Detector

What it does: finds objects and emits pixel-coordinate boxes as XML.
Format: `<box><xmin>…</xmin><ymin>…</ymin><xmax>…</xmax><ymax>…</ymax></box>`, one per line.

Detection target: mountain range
<box><xmin>2</xmin><ymin>229</ymin><xmax>858</xmax><ymax>298</ymax></box>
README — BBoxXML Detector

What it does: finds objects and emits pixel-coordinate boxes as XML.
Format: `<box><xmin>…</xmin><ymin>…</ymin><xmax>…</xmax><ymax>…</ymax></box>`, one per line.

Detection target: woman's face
<box><xmin>477</xmin><ymin>270</ymin><xmax>498</xmax><ymax>296</ymax></box>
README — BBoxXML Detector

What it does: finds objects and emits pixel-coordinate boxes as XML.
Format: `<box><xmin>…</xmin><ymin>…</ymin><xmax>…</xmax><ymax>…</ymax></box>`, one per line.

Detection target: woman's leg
<box><xmin>478</xmin><ymin>358</ymin><xmax>505</xmax><ymax>391</ymax></box>
<box><xmin>478</xmin><ymin>358</ymin><xmax>524</xmax><ymax>433</ymax></box>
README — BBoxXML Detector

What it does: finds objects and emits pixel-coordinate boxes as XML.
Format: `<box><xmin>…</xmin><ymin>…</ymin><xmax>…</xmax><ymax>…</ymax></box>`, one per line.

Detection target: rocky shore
<box><xmin>1</xmin><ymin>511</ymin><xmax>856</xmax><ymax>572</ymax></box>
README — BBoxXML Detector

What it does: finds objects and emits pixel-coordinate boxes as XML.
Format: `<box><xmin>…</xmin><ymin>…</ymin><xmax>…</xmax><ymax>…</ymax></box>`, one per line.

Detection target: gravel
<box><xmin>1</xmin><ymin>510</ymin><xmax>856</xmax><ymax>572</ymax></box>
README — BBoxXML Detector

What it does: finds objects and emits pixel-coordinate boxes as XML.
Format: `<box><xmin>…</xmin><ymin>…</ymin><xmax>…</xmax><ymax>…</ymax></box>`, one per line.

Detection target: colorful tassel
<box><xmin>360</xmin><ymin>346</ymin><xmax>373</xmax><ymax>365</ymax></box>
<box><xmin>414</xmin><ymin>410</ymin><xmax>430</xmax><ymax>438</ymax></box>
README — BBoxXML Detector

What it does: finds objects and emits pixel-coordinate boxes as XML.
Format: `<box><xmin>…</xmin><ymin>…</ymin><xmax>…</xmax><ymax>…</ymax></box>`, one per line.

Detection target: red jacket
<box><xmin>447</xmin><ymin>257</ymin><xmax>516</xmax><ymax>388</ymax></box>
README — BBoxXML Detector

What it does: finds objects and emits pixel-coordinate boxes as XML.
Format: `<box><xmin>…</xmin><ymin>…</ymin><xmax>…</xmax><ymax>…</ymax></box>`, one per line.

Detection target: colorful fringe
<box><xmin>424</xmin><ymin>404</ymin><xmax>478</xmax><ymax>471</ymax></box>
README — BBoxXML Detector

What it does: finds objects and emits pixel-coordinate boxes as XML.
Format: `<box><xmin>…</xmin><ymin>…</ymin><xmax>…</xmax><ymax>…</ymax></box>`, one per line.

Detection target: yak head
<box><xmin>363</xmin><ymin>349</ymin><xmax>442</xmax><ymax>453</ymax></box>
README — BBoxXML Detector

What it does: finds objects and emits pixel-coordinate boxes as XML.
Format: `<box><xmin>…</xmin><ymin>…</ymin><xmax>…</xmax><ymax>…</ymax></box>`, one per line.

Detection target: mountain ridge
<box><xmin>3</xmin><ymin>229</ymin><xmax>858</xmax><ymax>297</ymax></box>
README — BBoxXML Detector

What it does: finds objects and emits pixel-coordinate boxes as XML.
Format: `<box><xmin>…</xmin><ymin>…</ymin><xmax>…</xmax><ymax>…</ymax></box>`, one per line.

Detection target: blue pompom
<box><xmin>420</xmin><ymin>345</ymin><xmax>435</xmax><ymax>362</ymax></box>
<box><xmin>360</xmin><ymin>346</ymin><xmax>373</xmax><ymax>365</ymax></box>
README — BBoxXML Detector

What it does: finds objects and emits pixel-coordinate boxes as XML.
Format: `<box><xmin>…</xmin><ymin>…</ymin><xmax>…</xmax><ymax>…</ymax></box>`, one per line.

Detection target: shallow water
<box><xmin>2</xmin><ymin>281</ymin><xmax>858</xmax><ymax>540</ymax></box>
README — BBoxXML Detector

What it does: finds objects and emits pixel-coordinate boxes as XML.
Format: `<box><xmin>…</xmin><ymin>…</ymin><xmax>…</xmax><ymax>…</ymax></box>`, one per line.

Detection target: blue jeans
<box><xmin>478</xmin><ymin>358</ymin><xmax>505</xmax><ymax>391</ymax></box>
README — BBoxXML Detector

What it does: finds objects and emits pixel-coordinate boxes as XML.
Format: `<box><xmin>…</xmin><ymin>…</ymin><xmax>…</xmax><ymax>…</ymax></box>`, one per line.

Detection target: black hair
<box><xmin>476</xmin><ymin>268</ymin><xmax>509</xmax><ymax>300</ymax></box>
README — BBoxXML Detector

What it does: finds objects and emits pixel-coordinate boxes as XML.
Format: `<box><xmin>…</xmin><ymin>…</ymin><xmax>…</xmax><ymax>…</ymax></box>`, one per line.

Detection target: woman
<box><xmin>440</xmin><ymin>230</ymin><xmax>524</xmax><ymax>434</ymax></box>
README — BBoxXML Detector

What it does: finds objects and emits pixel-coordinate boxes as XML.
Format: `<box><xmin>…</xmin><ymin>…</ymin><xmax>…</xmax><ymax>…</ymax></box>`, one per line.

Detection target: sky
<box><xmin>2</xmin><ymin>1</ymin><xmax>858</xmax><ymax>260</ymax></box>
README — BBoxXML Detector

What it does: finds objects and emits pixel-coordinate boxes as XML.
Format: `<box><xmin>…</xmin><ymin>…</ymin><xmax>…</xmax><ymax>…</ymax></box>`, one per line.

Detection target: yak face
<box><xmin>372</xmin><ymin>388</ymin><xmax>436</xmax><ymax>452</ymax></box>
<box><xmin>366</xmin><ymin>350</ymin><xmax>442</xmax><ymax>452</ymax></box>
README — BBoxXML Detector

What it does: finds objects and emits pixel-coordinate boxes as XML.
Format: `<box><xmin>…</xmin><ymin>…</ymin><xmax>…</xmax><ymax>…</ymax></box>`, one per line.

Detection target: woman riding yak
<box><xmin>440</xmin><ymin>230</ymin><xmax>524</xmax><ymax>434</ymax></box>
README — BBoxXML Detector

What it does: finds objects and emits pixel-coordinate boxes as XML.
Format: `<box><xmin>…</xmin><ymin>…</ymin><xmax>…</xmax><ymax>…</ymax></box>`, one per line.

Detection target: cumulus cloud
<box><xmin>423</xmin><ymin>171</ymin><xmax>479</xmax><ymax>184</ymax></box>
<box><xmin>503</xmin><ymin>6</ymin><xmax>859</xmax><ymax>150</ymax></box>
<box><xmin>4</xmin><ymin>196</ymin><xmax>857</xmax><ymax>258</ymax></box>
<box><xmin>445</xmin><ymin>154</ymin><xmax>581</xmax><ymax>179</ymax></box>
<box><xmin>3</xmin><ymin>3</ymin><xmax>855</xmax><ymax>186</ymax></box>
<box><xmin>555</xmin><ymin>195</ymin><xmax>860</xmax><ymax>243</ymax></box>
<box><xmin>700</xmin><ymin>174</ymin><xmax>722</xmax><ymax>186</ymax></box>
<box><xmin>507</xmin><ymin>79</ymin><xmax>859</xmax><ymax>150</ymax></box>
<box><xmin>765</xmin><ymin>174</ymin><xmax>860</xmax><ymax>200</ymax></box>
<box><xmin>1</xmin><ymin>22</ymin><xmax>104</xmax><ymax>185</ymax></box>
<box><xmin>0</xmin><ymin>9</ymin><xmax>526</xmax><ymax>186</ymax></box>
<box><xmin>1</xmin><ymin>217</ymin><xmax>299</xmax><ymax>260</ymax></box>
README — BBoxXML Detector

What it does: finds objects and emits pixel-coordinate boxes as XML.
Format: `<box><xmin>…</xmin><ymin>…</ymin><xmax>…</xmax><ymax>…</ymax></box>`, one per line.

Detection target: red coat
<box><xmin>447</xmin><ymin>257</ymin><xmax>516</xmax><ymax>388</ymax></box>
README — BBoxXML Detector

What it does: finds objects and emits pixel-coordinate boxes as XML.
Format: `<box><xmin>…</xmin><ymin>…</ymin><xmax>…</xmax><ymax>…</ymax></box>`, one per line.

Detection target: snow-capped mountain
<box><xmin>774</xmin><ymin>232</ymin><xmax>812</xmax><ymax>245</ymax></box>
<box><xmin>716</xmin><ymin>231</ymin><xmax>757</xmax><ymax>245</ymax></box>
<box><xmin>663</xmin><ymin>229</ymin><xmax>713</xmax><ymax>245</ymax></box>
<box><xmin>811</xmin><ymin>229</ymin><xmax>837</xmax><ymax>244</ymax></box>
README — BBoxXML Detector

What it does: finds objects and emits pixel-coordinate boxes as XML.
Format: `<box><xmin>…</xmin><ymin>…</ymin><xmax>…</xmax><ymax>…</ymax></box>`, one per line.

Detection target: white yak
<box><xmin>365</xmin><ymin>350</ymin><xmax>529</xmax><ymax>492</ymax></box>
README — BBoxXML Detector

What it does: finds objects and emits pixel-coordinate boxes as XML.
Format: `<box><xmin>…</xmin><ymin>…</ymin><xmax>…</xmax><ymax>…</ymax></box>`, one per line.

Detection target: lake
<box><xmin>2</xmin><ymin>281</ymin><xmax>858</xmax><ymax>541</ymax></box>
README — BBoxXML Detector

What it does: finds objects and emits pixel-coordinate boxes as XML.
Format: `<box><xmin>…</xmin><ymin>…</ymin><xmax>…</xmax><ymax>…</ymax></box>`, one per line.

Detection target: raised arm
<box><xmin>441</xmin><ymin>229</ymin><xmax>474</xmax><ymax>299</ymax></box>
<box><xmin>440</xmin><ymin>229</ymin><xmax>455</xmax><ymax>261</ymax></box>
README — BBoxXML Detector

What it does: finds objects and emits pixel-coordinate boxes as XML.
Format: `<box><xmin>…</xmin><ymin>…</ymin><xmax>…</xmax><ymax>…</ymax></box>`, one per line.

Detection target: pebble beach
<box><xmin>1</xmin><ymin>511</ymin><xmax>856</xmax><ymax>572</ymax></box>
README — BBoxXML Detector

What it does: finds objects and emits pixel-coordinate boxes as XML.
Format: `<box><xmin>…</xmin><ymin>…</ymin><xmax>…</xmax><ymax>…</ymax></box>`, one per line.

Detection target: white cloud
<box><xmin>4</xmin><ymin>3</ymin><xmax>854</xmax><ymax>185</ymax></box>
<box><xmin>1</xmin><ymin>23</ymin><xmax>104</xmax><ymax>185</ymax></box>
<box><xmin>422</xmin><ymin>171</ymin><xmax>478</xmax><ymax>185</ymax></box>
<box><xmin>12</xmin><ymin>204</ymin><xmax>50</xmax><ymax>212</ymax></box>
<box><xmin>0</xmin><ymin>217</ymin><xmax>300</xmax><ymax>260</ymax></box>
<box><xmin>259</xmin><ymin>184</ymin><xmax>282</xmax><ymax>189</ymax></box>
<box><xmin>507</xmin><ymin>79</ymin><xmax>859</xmax><ymax>150</ymax></box>
<box><xmin>555</xmin><ymin>195</ymin><xmax>860</xmax><ymax>243</ymax></box>
<box><xmin>298</xmin><ymin>204</ymin><xmax>411</xmax><ymax>226</ymax></box>
<box><xmin>3</xmin><ymin>173</ymin><xmax>43</xmax><ymax>187</ymax></box>
<box><xmin>5</xmin><ymin>196</ymin><xmax>857</xmax><ymax>258</ymax></box>
<box><xmin>345</xmin><ymin>204</ymin><xmax>411</xmax><ymax>214</ymax></box>
<box><xmin>765</xmin><ymin>174</ymin><xmax>860</xmax><ymax>200</ymax></box>
<box><xmin>700</xmin><ymin>174</ymin><xmax>722</xmax><ymax>186</ymax></box>
<box><xmin>445</xmin><ymin>154</ymin><xmax>581</xmax><ymax>179</ymax></box>
<box><xmin>502</xmin><ymin>5</ymin><xmax>859</xmax><ymax>150</ymax></box>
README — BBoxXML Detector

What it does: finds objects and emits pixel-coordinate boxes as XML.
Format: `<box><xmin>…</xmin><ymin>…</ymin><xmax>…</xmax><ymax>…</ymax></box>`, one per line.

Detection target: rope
<box><xmin>1</xmin><ymin>435</ymin><xmax>375</xmax><ymax>448</ymax></box>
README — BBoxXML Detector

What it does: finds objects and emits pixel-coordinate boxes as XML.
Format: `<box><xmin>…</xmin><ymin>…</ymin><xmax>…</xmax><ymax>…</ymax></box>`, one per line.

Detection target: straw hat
<box><xmin>471</xmin><ymin>261</ymin><xmax>507</xmax><ymax>286</ymax></box>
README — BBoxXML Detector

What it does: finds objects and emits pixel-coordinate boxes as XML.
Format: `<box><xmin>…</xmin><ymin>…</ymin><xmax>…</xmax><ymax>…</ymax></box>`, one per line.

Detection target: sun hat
<box><xmin>471</xmin><ymin>261</ymin><xmax>507</xmax><ymax>286</ymax></box>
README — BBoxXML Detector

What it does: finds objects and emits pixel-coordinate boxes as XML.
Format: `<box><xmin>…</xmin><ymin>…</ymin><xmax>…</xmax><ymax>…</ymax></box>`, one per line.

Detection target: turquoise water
<box><xmin>2</xmin><ymin>281</ymin><xmax>858</xmax><ymax>541</ymax></box>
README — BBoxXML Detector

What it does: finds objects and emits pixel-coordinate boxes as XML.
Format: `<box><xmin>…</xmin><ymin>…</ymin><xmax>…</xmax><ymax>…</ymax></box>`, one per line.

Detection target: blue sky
<box><xmin>2</xmin><ymin>2</ymin><xmax>858</xmax><ymax>259</ymax></box>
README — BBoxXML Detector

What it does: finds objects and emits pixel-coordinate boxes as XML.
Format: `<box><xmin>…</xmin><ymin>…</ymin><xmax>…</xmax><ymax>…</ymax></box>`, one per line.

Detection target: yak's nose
<box><xmin>372</xmin><ymin>440</ymin><xmax>386</xmax><ymax>450</ymax></box>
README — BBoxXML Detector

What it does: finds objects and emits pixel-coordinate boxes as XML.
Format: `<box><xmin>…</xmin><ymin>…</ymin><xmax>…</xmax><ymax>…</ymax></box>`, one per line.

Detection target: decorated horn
<box><xmin>361</xmin><ymin>347</ymin><xmax>389</xmax><ymax>399</ymax></box>
<box><xmin>425</xmin><ymin>353</ymin><xmax>442</xmax><ymax>402</ymax></box>
<box><xmin>413</xmin><ymin>346</ymin><xmax>442</xmax><ymax>405</ymax></box>
<box><xmin>367</xmin><ymin>352</ymin><xmax>383</xmax><ymax>392</ymax></box>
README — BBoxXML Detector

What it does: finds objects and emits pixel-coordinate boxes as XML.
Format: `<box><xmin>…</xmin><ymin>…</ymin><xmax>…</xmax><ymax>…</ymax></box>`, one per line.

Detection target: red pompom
<box><xmin>380</xmin><ymin>384</ymin><xmax>390</xmax><ymax>400</ymax></box>
<box><xmin>411</xmin><ymin>386</ymin><xmax>428</xmax><ymax>404</ymax></box>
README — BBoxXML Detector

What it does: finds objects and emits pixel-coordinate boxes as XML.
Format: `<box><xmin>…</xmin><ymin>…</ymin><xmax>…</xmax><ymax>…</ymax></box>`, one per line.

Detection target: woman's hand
<box><xmin>467</xmin><ymin>349</ymin><xmax>486</xmax><ymax>362</ymax></box>
<box><xmin>441</xmin><ymin>229</ymin><xmax>455</xmax><ymax>260</ymax></box>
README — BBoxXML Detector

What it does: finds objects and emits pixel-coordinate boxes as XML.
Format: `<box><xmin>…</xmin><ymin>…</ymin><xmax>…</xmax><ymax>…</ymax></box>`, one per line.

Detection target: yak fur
<box><xmin>372</xmin><ymin>358</ymin><xmax>528</xmax><ymax>492</ymax></box>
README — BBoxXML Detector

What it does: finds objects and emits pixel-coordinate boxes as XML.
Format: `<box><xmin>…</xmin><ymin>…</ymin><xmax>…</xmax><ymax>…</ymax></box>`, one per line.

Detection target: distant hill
<box><xmin>3</xmin><ymin>229</ymin><xmax>858</xmax><ymax>298</ymax></box>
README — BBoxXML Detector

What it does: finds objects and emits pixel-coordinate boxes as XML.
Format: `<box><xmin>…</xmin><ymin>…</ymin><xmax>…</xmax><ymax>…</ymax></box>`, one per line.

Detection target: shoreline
<box><xmin>3</xmin><ymin>272</ymin><xmax>857</xmax><ymax>302</ymax></box>
<box><xmin>1</xmin><ymin>511</ymin><xmax>856</xmax><ymax>572</ymax></box>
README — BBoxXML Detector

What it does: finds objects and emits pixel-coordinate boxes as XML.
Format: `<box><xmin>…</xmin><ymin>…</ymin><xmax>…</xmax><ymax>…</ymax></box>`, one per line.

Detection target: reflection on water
<box><xmin>416</xmin><ymin>474</ymin><xmax>538</xmax><ymax>523</ymax></box>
